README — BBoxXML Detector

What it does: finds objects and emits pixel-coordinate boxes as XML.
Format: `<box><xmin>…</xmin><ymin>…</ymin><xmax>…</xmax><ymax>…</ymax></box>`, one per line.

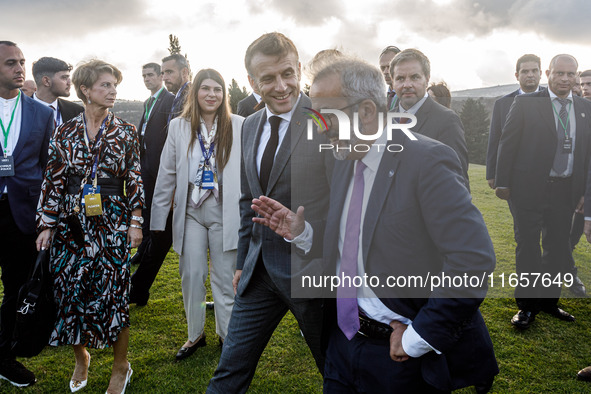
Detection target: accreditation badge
<box><xmin>0</xmin><ymin>156</ymin><xmax>15</xmax><ymax>177</ymax></box>
<box><xmin>201</xmin><ymin>170</ymin><xmax>215</xmax><ymax>189</ymax></box>
<box><xmin>84</xmin><ymin>193</ymin><xmax>103</xmax><ymax>216</ymax></box>
<box><xmin>563</xmin><ymin>138</ymin><xmax>573</xmax><ymax>153</ymax></box>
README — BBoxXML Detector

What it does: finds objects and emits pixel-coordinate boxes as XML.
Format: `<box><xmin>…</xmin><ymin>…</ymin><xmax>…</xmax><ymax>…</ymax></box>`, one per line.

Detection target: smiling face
<box><xmin>197</xmin><ymin>78</ymin><xmax>223</xmax><ymax>116</ymax></box>
<box><xmin>0</xmin><ymin>44</ymin><xmax>25</xmax><ymax>97</ymax></box>
<box><xmin>392</xmin><ymin>59</ymin><xmax>429</xmax><ymax>110</ymax></box>
<box><xmin>83</xmin><ymin>72</ymin><xmax>117</xmax><ymax>108</ymax></box>
<box><xmin>248</xmin><ymin>51</ymin><xmax>301</xmax><ymax>115</ymax></box>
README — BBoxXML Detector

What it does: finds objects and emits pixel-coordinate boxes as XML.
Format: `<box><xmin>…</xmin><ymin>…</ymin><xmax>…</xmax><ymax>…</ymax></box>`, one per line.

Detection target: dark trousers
<box><xmin>130</xmin><ymin>170</ymin><xmax>173</xmax><ymax>302</ymax></box>
<box><xmin>207</xmin><ymin>261</ymin><xmax>324</xmax><ymax>394</ymax></box>
<box><xmin>129</xmin><ymin>213</ymin><xmax>173</xmax><ymax>302</ymax></box>
<box><xmin>513</xmin><ymin>178</ymin><xmax>573</xmax><ymax>312</ymax></box>
<box><xmin>323</xmin><ymin>326</ymin><xmax>449</xmax><ymax>393</ymax></box>
<box><xmin>0</xmin><ymin>200</ymin><xmax>36</xmax><ymax>359</ymax></box>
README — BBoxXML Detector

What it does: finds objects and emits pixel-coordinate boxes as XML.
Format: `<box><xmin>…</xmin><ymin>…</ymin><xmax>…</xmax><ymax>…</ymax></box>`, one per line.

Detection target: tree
<box><xmin>168</xmin><ymin>34</ymin><xmax>181</xmax><ymax>55</ymax></box>
<box><xmin>460</xmin><ymin>98</ymin><xmax>490</xmax><ymax>165</ymax></box>
<box><xmin>167</xmin><ymin>34</ymin><xmax>192</xmax><ymax>80</ymax></box>
<box><xmin>228</xmin><ymin>79</ymin><xmax>249</xmax><ymax>113</ymax></box>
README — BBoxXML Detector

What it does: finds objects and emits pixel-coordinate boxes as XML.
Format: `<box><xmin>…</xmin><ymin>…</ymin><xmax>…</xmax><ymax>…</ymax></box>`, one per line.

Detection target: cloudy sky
<box><xmin>7</xmin><ymin>0</ymin><xmax>591</xmax><ymax>100</ymax></box>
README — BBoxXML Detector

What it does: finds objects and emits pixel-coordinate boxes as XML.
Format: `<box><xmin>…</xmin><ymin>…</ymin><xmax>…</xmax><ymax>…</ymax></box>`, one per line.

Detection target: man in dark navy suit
<box><xmin>129</xmin><ymin>62</ymin><xmax>174</xmax><ymax>305</ymax></box>
<box><xmin>486</xmin><ymin>54</ymin><xmax>543</xmax><ymax>189</ymax></box>
<box><xmin>496</xmin><ymin>54</ymin><xmax>591</xmax><ymax>328</ymax></box>
<box><xmin>0</xmin><ymin>41</ymin><xmax>53</xmax><ymax>388</ymax></box>
<box><xmin>251</xmin><ymin>57</ymin><xmax>498</xmax><ymax>393</ymax></box>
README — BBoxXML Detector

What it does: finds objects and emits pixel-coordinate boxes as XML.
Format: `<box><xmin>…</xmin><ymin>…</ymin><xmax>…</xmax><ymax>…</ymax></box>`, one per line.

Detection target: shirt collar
<box><xmin>548</xmin><ymin>87</ymin><xmax>573</xmax><ymax>102</ymax></box>
<box><xmin>399</xmin><ymin>93</ymin><xmax>429</xmax><ymax>115</ymax></box>
<box><xmin>253</xmin><ymin>92</ymin><xmax>262</xmax><ymax>103</ymax></box>
<box><xmin>360</xmin><ymin>129</ymin><xmax>389</xmax><ymax>173</ymax></box>
<box><xmin>33</xmin><ymin>93</ymin><xmax>58</xmax><ymax>109</ymax></box>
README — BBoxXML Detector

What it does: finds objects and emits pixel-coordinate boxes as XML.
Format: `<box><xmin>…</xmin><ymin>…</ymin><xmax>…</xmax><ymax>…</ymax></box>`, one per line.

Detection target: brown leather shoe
<box><xmin>577</xmin><ymin>366</ymin><xmax>591</xmax><ymax>381</ymax></box>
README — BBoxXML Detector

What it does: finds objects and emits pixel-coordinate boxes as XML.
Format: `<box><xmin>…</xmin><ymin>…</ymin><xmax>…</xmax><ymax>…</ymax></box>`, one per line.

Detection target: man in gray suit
<box><xmin>207</xmin><ymin>32</ymin><xmax>332</xmax><ymax>393</ymax></box>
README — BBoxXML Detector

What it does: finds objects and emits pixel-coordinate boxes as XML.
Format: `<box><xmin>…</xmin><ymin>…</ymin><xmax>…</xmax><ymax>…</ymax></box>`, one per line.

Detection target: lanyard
<box><xmin>144</xmin><ymin>87</ymin><xmax>163</xmax><ymax>123</ymax></box>
<box><xmin>0</xmin><ymin>91</ymin><xmax>21</xmax><ymax>156</ymax></box>
<box><xmin>197</xmin><ymin>130</ymin><xmax>215</xmax><ymax>167</ymax></box>
<box><xmin>82</xmin><ymin>113</ymin><xmax>109</xmax><ymax>187</ymax></box>
<box><xmin>551</xmin><ymin>99</ymin><xmax>572</xmax><ymax>137</ymax></box>
<box><xmin>389</xmin><ymin>94</ymin><xmax>398</xmax><ymax>112</ymax></box>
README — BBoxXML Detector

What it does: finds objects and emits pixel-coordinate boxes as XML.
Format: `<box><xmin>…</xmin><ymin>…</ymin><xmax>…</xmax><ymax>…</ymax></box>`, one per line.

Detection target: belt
<box><xmin>357</xmin><ymin>315</ymin><xmax>393</xmax><ymax>340</ymax></box>
<box><xmin>547</xmin><ymin>176</ymin><xmax>571</xmax><ymax>183</ymax></box>
<box><xmin>66</xmin><ymin>176</ymin><xmax>124</xmax><ymax>196</ymax></box>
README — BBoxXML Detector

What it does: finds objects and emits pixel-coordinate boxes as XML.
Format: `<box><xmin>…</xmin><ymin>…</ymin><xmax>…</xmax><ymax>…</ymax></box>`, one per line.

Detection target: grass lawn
<box><xmin>2</xmin><ymin>164</ymin><xmax>591</xmax><ymax>393</ymax></box>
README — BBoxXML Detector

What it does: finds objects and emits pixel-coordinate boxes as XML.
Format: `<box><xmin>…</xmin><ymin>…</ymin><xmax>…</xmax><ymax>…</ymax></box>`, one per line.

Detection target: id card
<box><xmin>84</xmin><ymin>193</ymin><xmax>103</xmax><ymax>216</ymax></box>
<box><xmin>0</xmin><ymin>156</ymin><xmax>15</xmax><ymax>177</ymax></box>
<box><xmin>202</xmin><ymin>170</ymin><xmax>215</xmax><ymax>189</ymax></box>
<box><xmin>81</xmin><ymin>184</ymin><xmax>101</xmax><ymax>206</ymax></box>
<box><xmin>563</xmin><ymin>138</ymin><xmax>572</xmax><ymax>153</ymax></box>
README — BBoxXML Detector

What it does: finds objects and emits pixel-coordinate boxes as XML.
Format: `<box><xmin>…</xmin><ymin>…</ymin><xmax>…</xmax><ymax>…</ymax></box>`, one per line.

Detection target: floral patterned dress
<box><xmin>37</xmin><ymin>112</ymin><xmax>144</xmax><ymax>348</ymax></box>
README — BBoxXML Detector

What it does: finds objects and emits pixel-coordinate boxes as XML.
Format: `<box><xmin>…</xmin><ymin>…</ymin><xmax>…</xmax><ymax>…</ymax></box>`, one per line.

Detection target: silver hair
<box><xmin>312</xmin><ymin>57</ymin><xmax>387</xmax><ymax>112</ymax></box>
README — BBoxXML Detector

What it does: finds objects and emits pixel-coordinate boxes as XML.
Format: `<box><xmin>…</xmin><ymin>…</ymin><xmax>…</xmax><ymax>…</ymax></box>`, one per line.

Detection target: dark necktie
<box><xmin>553</xmin><ymin>97</ymin><xmax>570</xmax><ymax>174</ymax></box>
<box><xmin>49</xmin><ymin>105</ymin><xmax>57</xmax><ymax>128</ymax></box>
<box><xmin>260</xmin><ymin>116</ymin><xmax>281</xmax><ymax>194</ymax></box>
<box><xmin>337</xmin><ymin>160</ymin><xmax>366</xmax><ymax>340</ymax></box>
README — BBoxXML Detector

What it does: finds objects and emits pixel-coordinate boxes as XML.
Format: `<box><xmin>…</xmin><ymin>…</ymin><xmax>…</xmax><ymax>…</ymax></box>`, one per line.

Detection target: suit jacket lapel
<box><xmin>12</xmin><ymin>97</ymin><xmax>34</xmax><ymax>161</ymax></box>
<box><xmin>247</xmin><ymin>112</ymin><xmax>266</xmax><ymax>198</ymax></box>
<box><xmin>536</xmin><ymin>90</ymin><xmax>556</xmax><ymax>137</ymax></box>
<box><xmin>325</xmin><ymin>160</ymin><xmax>354</xmax><ymax>262</ymax></box>
<box><xmin>265</xmin><ymin>94</ymin><xmax>309</xmax><ymax>194</ymax></box>
<box><xmin>361</xmin><ymin>137</ymin><xmax>404</xmax><ymax>264</ymax></box>
<box><xmin>410</xmin><ymin>97</ymin><xmax>431</xmax><ymax>134</ymax></box>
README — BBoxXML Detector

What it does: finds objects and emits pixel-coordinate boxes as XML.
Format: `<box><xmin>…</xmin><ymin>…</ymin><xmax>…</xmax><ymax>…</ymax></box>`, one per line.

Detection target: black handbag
<box><xmin>11</xmin><ymin>249</ymin><xmax>57</xmax><ymax>357</ymax></box>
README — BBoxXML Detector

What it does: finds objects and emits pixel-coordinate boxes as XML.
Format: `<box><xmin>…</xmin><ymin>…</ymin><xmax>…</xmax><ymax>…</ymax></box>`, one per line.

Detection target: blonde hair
<box><xmin>72</xmin><ymin>59</ymin><xmax>122</xmax><ymax>103</ymax></box>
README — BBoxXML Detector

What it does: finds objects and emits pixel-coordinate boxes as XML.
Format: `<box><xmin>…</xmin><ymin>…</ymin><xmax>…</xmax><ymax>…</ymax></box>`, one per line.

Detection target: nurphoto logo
<box><xmin>304</xmin><ymin>107</ymin><xmax>418</xmax><ymax>156</ymax></box>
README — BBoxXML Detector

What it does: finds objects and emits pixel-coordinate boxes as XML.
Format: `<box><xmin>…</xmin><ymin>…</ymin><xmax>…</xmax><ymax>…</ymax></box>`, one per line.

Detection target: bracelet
<box><xmin>130</xmin><ymin>224</ymin><xmax>142</xmax><ymax>229</ymax></box>
<box><xmin>131</xmin><ymin>215</ymin><xmax>144</xmax><ymax>224</ymax></box>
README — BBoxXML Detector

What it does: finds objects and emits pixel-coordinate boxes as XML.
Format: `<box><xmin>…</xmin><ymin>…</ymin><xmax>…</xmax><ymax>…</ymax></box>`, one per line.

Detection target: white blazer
<box><xmin>151</xmin><ymin>114</ymin><xmax>244</xmax><ymax>254</ymax></box>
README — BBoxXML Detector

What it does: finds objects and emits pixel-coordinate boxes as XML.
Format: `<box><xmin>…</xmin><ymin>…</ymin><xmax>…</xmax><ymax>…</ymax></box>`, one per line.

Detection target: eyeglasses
<box><xmin>321</xmin><ymin>99</ymin><xmax>365</xmax><ymax>131</ymax></box>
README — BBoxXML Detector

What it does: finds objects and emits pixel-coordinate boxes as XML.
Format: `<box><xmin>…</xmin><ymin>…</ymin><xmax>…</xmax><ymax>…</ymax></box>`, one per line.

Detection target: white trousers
<box><xmin>180</xmin><ymin>195</ymin><xmax>236</xmax><ymax>342</ymax></box>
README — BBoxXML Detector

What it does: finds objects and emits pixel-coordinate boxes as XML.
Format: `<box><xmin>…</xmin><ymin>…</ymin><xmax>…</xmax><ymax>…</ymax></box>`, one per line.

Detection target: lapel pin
<box><xmin>388</xmin><ymin>169</ymin><xmax>395</xmax><ymax>177</ymax></box>
<box><xmin>582</xmin><ymin>113</ymin><xmax>586</xmax><ymax>118</ymax></box>
<box><xmin>296</xmin><ymin>121</ymin><xmax>301</xmax><ymax>126</ymax></box>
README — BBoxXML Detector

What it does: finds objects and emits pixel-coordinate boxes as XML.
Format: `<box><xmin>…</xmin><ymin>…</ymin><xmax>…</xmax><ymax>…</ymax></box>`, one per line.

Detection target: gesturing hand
<box><xmin>251</xmin><ymin>196</ymin><xmax>305</xmax><ymax>240</ymax></box>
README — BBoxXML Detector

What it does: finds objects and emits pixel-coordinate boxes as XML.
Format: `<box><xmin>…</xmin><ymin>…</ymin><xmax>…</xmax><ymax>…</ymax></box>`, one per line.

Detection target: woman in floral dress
<box><xmin>36</xmin><ymin>59</ymin><xmax>143</xmax><ymax>394</ymax></box>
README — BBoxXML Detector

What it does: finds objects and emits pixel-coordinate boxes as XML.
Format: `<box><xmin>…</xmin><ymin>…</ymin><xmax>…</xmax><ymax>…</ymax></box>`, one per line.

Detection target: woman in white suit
<box><xmin>151</xmin><ymin>69</ymin><xmax>243</xmax><ymax>360</ymax></box>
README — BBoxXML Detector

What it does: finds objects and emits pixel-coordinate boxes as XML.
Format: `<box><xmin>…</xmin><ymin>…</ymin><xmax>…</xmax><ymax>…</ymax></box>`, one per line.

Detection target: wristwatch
<box><xmin>131</xmin><ymin>215</ymin><xmax>144</xmax><ymax>224</ymax></box>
